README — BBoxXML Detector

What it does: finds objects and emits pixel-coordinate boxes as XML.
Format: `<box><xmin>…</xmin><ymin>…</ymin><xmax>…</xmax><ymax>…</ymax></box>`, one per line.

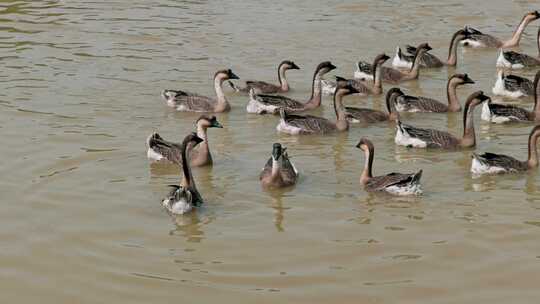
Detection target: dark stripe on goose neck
<box><xmin>181</xmin><ymin>137</ymin><xmax>193</xmax><ymax>186</ymax></box>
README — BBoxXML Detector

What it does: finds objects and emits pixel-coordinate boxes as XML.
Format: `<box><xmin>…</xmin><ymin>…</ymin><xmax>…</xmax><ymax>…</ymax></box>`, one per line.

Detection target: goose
<box><xmin>260</xmin><ymin>143</ymin><xmax>299</xmax><ymax>188</ymax></box>
<box><xmin>496</xmin><ymin>27</ymin><xmax>540</xmax><ymax>68</ymax></box>
<box><xmin>355</xmin><ymin>43</ymin><xmax>433</xmax><ymax>83</ymax></box>
<box><xmin>356</xmin><ymin>138</ymin><xmax>423</xmax><ymax>196</ymax></box>
<box><xmin>147</xmin><ymin>115</ymin><xmax>223</xmax><ymax>166</ymax></box>
<box><xmin>482</xmin><ymin>70</ymin><xmax>540</xmax><ymax>123</ymax></box>
<box><xmin>338</xmin><ymin>80</ymin><xmax>399</xmax><ymax>123</ymax></box>
<box><xmin>492</xmin><ymin>70</ymin><xmax>534</xmax><ymax>98</ymax></box>
<box><xmin>162</xmin><ymin>69</ymin><xmax>239</xmax><ymax>113</ymax></box>
<box><xmin>228</xmin><ymin>60</ymin><xmax>300</xmax><ymax>94</ymax></box>
<box><xmin>321</xmin><ymin>54</ymin><xmax>390</xmax><ymax>95</ymax></box>
<box><xmin>246</xmin><ymin>61</ymin><xmax>336</xmax><ymax>114</ymax></box>
<box><xmin>395</xmin><ymin>91</ymin><xmax>489</xmax><ymax>149</ymax></box>
<box><xmin>276</xmin><ymin>80</ymin><xmax>359</xmax><ymax>134</ymax></box>
<box><xmin>161</xmin><ymin>133</ymin><xmax>204</xmax><ymax>215</ymax></box>
<box><xmin>461</xmin><ymin>11</ymin><xmax>540</xmax><ymax>48</ymax></box>
<box><xmin>392</xmin><ymin>29</ymin><xmax>470</xmax><ymax>68</ymax></box>
<box><xmin>471</xmin><ymin>125</ymin><xmax>540</xmax><ymax>175</ymax></box>
<box><xmin>393</xmin><ymin>73</ymin><xmax>475</xmax><ymax>113</ymax></box>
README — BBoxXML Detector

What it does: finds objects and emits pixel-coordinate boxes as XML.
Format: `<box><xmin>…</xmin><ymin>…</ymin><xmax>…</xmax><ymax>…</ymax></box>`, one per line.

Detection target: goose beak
<box><xmin>228</xmin><ymin>70</ymin><xmax>239</xmax><ymax>80</ymax></box>
<box><xmin>291</xmin><ymin>62</ymin><xmax>300</xmax><ymax>70</ymax></box>
<box><xmin>211</xmin><ymin>120</ymin><xmax>223</xmax><ymax>128</ymax></box>
<box><xmin>381</xmin><ymin>54</ymin><xmax>390</xmax><ymax>61</ymax></box>
<box><xmin>463</xmin><ymin>75</ymin><xmax>475</xmax><ymax>84</ymax></box>
<box><xmin>272</xmin><ymin>143</ymin><xmax>282</xmax><ymax>161</ymax></box>
<box><xmin>424</xmin><ymin>44</ymin><xmax>433</xmax><ymax>51</ymax></box>
<box><xmin>328</xmin><ymin>63</ymin><xmax>337</xmax><ymax>71</ymax></box>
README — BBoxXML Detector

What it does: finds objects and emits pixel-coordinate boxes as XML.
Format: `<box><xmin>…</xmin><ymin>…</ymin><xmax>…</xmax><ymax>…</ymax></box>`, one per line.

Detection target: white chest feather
<box><xmin>395</xmin><ymin>128</ymin><xmax>427</xmax><ymax>148</ymax></box>
<box><xmin>147</xmin><ymin>148</ymin><xmax>164</xmax><ymax>161</ymax></box>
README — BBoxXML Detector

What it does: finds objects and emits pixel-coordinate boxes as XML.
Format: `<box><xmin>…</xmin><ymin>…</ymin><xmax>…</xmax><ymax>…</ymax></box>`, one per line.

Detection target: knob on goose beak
<box><xmin>272</xmin><ymin>143</ymin><xmax>282</xmax><ymax>161</ymax></box>
<box><xmin>228</xmin><ymin>69</ymin><xmax>239</xmax><ymax>80</ymax></box>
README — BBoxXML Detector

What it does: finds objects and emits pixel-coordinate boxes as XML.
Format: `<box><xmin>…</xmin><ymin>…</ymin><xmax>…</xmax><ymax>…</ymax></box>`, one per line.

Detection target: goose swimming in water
<box><xmin>321</xmin><ymin>54</ymin><xmax>389</xmax><ymax>95</ymax></box>
<box><xmin>147</xmin><ymin>115</ymin><xmax>223</xmax><ymax>166</ymax></box>
<box><xmin>357</xmin><ymin>138</ymin><xmax>423</xmax><ymax>196</ymax></box>
<box><xmin>392</xmin><ymin>29</ymin><xmax>470</xmax><ymax>68</ymax></box>
<box><xmin>355</xmin><ymin>43</ymin><xmax>432</xmax><ymax>83</ymax></box>
<box><xmin>336</xmin><ymin>78</ymin><xmax>399</xmax><ymax>123</ymax></box>
<box><xmin>229</xmin><ymin>60</ymin><xmax>300</xmax><ymax>94</ymax></box>
<box><xmin>461</xmin><ymin>11</ymin><xmax>540</xmax><ymax>48</ymax></box>
<box><xmin>260</xmin><ymin>143</ymin><xmax>299</xmax><ymax>188</ymax></box>
<box><xmin>492</xmin><ymin>70</ymin><xmax>534</xmax><ymax>98</ymax></box>
<box><xmin>247</xmin><ymin>61</ymin><xmax>336</xmax><ymax>114</ymax></box>
<box><xmin>395</xmin><ymin>91</ymin><xmax>489</xmax><ymax>149</ymax></box>
<box><xmin>276</xmin><ymin>80</ymin><xmax>359</xmax><ymax>134</ymax></box>
<box><xmin>161</xmin><ymin>133</ymin><xmax>205</xmax><ymax>215</ymax></box>
<box><xmin>496</xmin><ymin>27</ymin><xmax>540</xmax><ymax>69</ymax></box>
<box><xmin>471</xmin><ymin>125</ymin><xmax>540</xmax><ymax>175</ymax></box>
<box><xmin>162</xmin><ymin>69</ymin><xmax>239</xmax><ymax>113</ymax></box>
<box><xmin>393</xmin><ymin>74</ymin><xmax>475</xmax><ymax>113</ymax></box>
<box><xmin>482</xmin><ymin>71</ymin><xmax>540</xmax><ymax>123</ymax></box>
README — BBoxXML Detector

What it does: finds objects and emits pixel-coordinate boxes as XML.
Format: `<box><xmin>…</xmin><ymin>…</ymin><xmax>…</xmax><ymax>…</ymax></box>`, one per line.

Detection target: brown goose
<box><xmin>355</xmin><ymin>43</ymin><xmax>433</xmax><ymax>83</ymax></box>
<box><xmin>147</xmin><ymin>115</ymin><xmax>223</xmax><ymax>166</ymax></box>
<box><xmin>260</xmin><ymin>143</ymin><xmax>299</xmax><ymax>188</ymax></box>
<box><xmin>461</xmin><ymin>11</ymin><xmax>540</xmax><ymax>48</ymax></box>
<box><xmin>395</xmin><ymin>91</ymin><xmax>489</xmax><ymax>149</ymax></box>
<box><xmin>162</xmin><ymin>69</ymin><xmax>239</xmax><ymax>113</ymax></box>
<box><xmin>393</xmin><ymin>73</ymin><xmax>475</xmax><ymax>113</ymax></box>
<box><xmin>229</xmin><ymin>60</ymin><xmax>300</xmax><ymax>93</ymax></box>
<box><xmin>247</xmin><ymin>61</ymin><xmax>336</xmax><ymax>114</ymax></box>
<box><xmin>322</xmin><ymin>54</ymin><xmax>390</xmax><ymax>95</ymax></box>
<box><xmin>357</xmin><ymin>138</ymin><xmax>423</xmax><ymax>196</ymax></box>
<box><xmin>339</xmin><ymin>80</ymin><xmax>399</xmax><ymax>123</ymax></box>
<box><xmin>482</xmin><ymin>70</ymin><xmax>540</xmax><ymax>123</ymax></box>
<box><xmin>496</xmin><ymin>27</ymin><xmax>540</xmax><ymax>68</ymax></box>
<box><xmin>276</xmin><ymin>80</ymin><xmax>359</xmax><ymax>134</ymax></box>
<box><xmin>392</xmin><ymin>29</ymin><xmax>471</xmax><ymax>68</ymax></box>
<box><xmin>161</xmin><ymin>133</ymin><xmax>204</xmax><ymax>215</ymax></box>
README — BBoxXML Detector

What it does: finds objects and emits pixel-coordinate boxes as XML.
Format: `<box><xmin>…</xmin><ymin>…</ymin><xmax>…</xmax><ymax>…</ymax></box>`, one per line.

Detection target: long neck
<box><xmin>196</xmin><ymin>124</ymin><xmax>210</xmax><ymax>157</ymax></box>
<box><xmin>534</xmin><ymin>72</ymin><xmax>540</xmax><ymax>119</ymax></box>
<box><xmin>306</xmin><ymin>71</ymin><xmax>322</xmax><ymax>108</ymax></box>
<box><xmin>460</xmin><ymin>103</ymin><xmax>476</xmax><ymax>147</ymax></box>
<box><xmin>447</xmin><ymin>34</ymin><xmax>461</xmax><ymax>66</ymax></box>
<box><xmin>278</xmin><ymin>65</ymin><xmax>289</xmax><ymax>91</ymax></box>
<box><xmin>407</xmin><ymin>49</ymin><xmax>425</xmax><ymax>78</ymax></box>
<box><xmin>214</xmin><ymin>76</ymin><xmax>226</xmax><ymax>104</ymax></box>
<box><xmin>180</xmin><ymin>142</ymin><xmax>194</xmax><ymax>188</ymax></box>
<box><xmin>504</xmin><ymin>16</ymin><xmax>530</xmax><ymax>47</ymax></box>
<box><xmin>333</xmin><ymin>91</ymin><xmax>348</xmax><ymax>131</ymax></box>
<box><xmin>372</xmin><ymin>63</ymin><xmax>383</xmax><ymax>94</ymax></box>
<box><xmin>271</xmin><ymin>158</ymin><xmax>282</xmax><ymax>181</ymax></box>
<box><xmin>446</xmin><ymin>79</ymin><xmax>461</xmax><ymax>112</ymax></box>
<box><xmin>360</xmin><ymin>148</ymin><xmax>373</xmax><ymax>185</ymax></box>
<box><xmin>528</xmin><ymin>133</ymin><xmax>539</xmax><ymax>168</ymax></box>
<box><xmin>386</xmin><ymin>93</ymin><xmax>398</xmax><ymax>121</ymax></box>
<box><xmin>537</xmin><ymin>27</ymin><xmax>540</xmax><ymax>57</ymax></box>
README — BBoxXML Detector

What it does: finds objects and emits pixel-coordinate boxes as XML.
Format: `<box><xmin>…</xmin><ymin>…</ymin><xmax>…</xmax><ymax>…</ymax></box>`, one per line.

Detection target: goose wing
<box><xmin>404</xmin><ymin>45</ymin><xmax>443</xmax><ymax>67</ymax></box>
<box><xmin>357</xmin><ymin>61</ymin><xmax>374</xmax><ymax>75</ymax></box>
<box><xmin>281</xmin><ymin>153</ymin><xmax>299</xmax><ymax>183</ymax></box>
<box><xmin>489</xmin><ymin>103</ymin><xmax>530</xmax><ymax>121</ymax></box>
<box><xmin>246</xmin><ymin>81</ymin><xmax>280</xmax><ymax>93</ymax></box>
<box><xmin>147</xmin><ymin>133</ymin><xmax>183</xmax><ymax>164</ymax></box>
<box><xmin>396</xmin><ymin>95</ymin><xmax>447</xmax><ymax>112</ymax></box>
<box><xmin>256</xmin><ymin>94</ymin><xmax>304</xmax><ymax>109</ymax></box>
<box><xmin>285</xmin><ymin>114</ymin><xmax>335</xmax><ymax>133</ymax></box>
<box><xmin>504</xmin><ymin>74</ymin><xmax>534</xmax><ymax>94</ymax></box>
<box><xmin>473</xmin><ymin>152</ymin><xmax>527</xmax><ymax>171</ymax></box>
<box><xmin>345</xmin><ymin>107</ymin><xmax>388</xmax><ymax>122</ymax></box>
<box><xmin>173</xmin><ymin>93</ymin><xmax>217</xmax><ymax>112</ymax></box>
<box><xmin>399</xmin><ymin>122</ymin><xmax>459</xmax><ymax>148</ymax></box>
<box><xmin>366</xmin><ymin>170</ymin><xmax>422</xmax><ymax>191</ymax></box>
<box><xmin>503</xmin><ymin>51</ymin><xmax>540</xmax><ymax>66</ymax></box>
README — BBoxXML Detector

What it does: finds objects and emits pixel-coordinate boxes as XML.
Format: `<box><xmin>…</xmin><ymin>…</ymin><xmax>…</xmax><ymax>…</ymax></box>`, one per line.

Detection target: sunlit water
<box><xmin>2</xmin><ymin>1</ymin><xmax>540</xmax><ymax>303</ymax></box>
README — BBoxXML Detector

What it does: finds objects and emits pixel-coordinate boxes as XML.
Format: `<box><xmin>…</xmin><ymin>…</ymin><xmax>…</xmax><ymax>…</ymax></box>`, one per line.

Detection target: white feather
<box><xmin>321</xmin><ymin>79</ymin><xmax>336</xmax><ymax>95</ymax></box>
<box><xmin>162</xmin><ymin>198</ymin><xmax>193</xmax><ymax>215</ymax></box>
<box><xmin>147</xmin><ymin>148</ymin><xmax>164</xmax><ymax>161</ymax></box>
<box><xmin>395</xmin><ymin>126</ymin><xmax>428</xmax><ymax>148</ymax></box>
<box><xmin>385</xmin><ymin>183</ymin><xmax>423</xmax><ymax>196</ymax></box>
<box><xmin>392</xmin><ymin>47</ymin><xmax>413</xmax><ymax>69</ymax></box>
<box><xmin>496</xmin><ymin>50</ymin><xmax>524</xmax><ymax>69</ymax></box>
<box><xmin>276</xmin><ymin>119</ymin><xmax>303</xmax><ymax>135</ymax></box>
<box><xmin>491</xmin><ymin>71</ymin><xmax>525</xmax><ymax>98</ymax></box>
<box><xmin>460</xmin><ymin>39</ymin><xmax>484</xmax><ymax>48</ymax></box>
<box><xmin>470</xmin><ymin>157</ymin><xmax>508</xmax><ymax>175</ymax></box>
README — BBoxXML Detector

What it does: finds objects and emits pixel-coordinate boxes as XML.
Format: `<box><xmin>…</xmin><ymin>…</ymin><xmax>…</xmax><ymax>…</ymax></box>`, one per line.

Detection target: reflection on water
<box><xmin>3</xmin><ymin>0</ymin><xmax>540</xmax><ymax>303</ymax></box>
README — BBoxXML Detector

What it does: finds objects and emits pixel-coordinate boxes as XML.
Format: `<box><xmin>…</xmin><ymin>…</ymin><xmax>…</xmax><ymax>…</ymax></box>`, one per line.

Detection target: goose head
<box><xmin>280</xmin><ymin>60</ymin><xmax>300</xmax><ymax>70</ymax></box>
<box><xmin>272</xmin><ymin>143</ymin><xmax>285</xmax><ymax>161</ymax></box>
<box><xmin>374</xmin><ymin>53</ymin><xmax>391</xmax><ymax>65</ymax></box>
<box><xmin>161</xmin><ymin>89</ymin><xmax>178</xmax><ymax>101</ymax></box>
<box><xmin>355</xmin><ymin>137</ymin><xmax>374</xmax><ymax>153</ymax></box>
<box><xmin>465</xmin><ymin>91</ymin><xmax>490</xmax><ymax>109</ymax></box>
<box><xmin>196</xmin><ymin>115</ymin><xmax>223</xmax><ymax>129</ymax></box>
<box><xmin>452</xmin><ymin>73</ymin><xmax>475</xmax><ymax>85</ymax></box>
<box><xmin>386</xmin><ymin>87</ymin><xmax>405</xmax><ymax>100</ymax></box>
<box><xmin>316</xmin><ymin>61</ymin><xmax>337</xmax><ymax>75</ymax></box>
<box><xmin>215</xmin><ymin>69</ymin><xmax>239</xmax><ymax>81</ymax></box>
<box><xmin>525</xmin><ymin>10</ymin><xmax>540</xmax><ymax>21</ymax></box>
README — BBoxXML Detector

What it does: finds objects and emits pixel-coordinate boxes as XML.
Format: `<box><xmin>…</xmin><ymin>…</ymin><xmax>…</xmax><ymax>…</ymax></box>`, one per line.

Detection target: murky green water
<box><xmin>2</xmin><ymin>1</ymin><xmax>540</xmax><ymax>303</ymax></box>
